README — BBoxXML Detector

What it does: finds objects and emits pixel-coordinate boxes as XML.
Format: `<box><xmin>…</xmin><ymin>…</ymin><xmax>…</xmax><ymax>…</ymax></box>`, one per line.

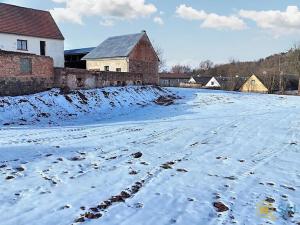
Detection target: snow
<box><xmin>0</xmin><ymin>87</ymin><xmax>299</xmax><ymax>225</ymax></box>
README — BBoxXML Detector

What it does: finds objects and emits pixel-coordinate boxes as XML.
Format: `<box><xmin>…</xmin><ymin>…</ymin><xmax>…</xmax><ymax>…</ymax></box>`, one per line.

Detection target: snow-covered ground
<box><xmin>0</xmin><ymin>87</ymin><xmax>299</xmax><ymax>225</ymax></box>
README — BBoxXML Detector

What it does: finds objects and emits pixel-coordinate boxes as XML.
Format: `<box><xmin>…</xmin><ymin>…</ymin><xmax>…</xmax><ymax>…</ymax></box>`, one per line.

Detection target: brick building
<box><xmin>83</xmin><ymin>31</ymin><xmax>159</xmax><ymax>75</ymax></box>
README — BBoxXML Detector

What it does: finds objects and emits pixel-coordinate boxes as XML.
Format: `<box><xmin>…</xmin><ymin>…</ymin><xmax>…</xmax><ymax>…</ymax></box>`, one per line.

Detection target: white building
<box><xmin>0</xmin><ymin>3</ymin><xmax>64</xmax><ymax>67</ymax></box>
<box><xmin>205</xmin><ymin>77</ymin><xmax>221</xmax><ymax>88</ymax></box>
<box><xmin>188</xmin><ymin>76</ymin><xmax>221</xmax><ymax>88</ymax></box>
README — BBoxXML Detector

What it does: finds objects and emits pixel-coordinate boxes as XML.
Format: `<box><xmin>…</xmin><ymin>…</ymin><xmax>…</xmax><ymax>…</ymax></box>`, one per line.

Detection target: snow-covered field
<box><xmin>0</xmin><ymin>87</ymin><xmax>299</xmax><ymax>225</ymax></box>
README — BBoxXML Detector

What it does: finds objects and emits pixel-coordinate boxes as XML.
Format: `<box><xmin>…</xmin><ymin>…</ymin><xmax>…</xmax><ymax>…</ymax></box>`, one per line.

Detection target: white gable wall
<box><xmin>188</xmin><ymin>77</ymin><xmax>196</xmax><ymax>83</ymax></box>
<box><xmin>0</xmin><ymin>33</ymin><xmax>64</xmax><ymax>67</ymax></box>
<box><xmin>206</xmin><ymin>77</ymin><xmax>221</xmax><ymax>87</ymax></box>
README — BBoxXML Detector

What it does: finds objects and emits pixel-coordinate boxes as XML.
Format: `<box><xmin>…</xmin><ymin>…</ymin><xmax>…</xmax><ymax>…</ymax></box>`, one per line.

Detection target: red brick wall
<box><xmin>129</xmin><ymin>33</ymin><xmax>159</xmax><ymax>77</ymax></box>
<box><xmin>129</xmin><ymin>34</ymin><xmax>158</xmax><ymax>62</ymax></box>
<box><xmin>0</xmin><ymin>51</ymin><xmax>54</xmax><ymax>96</ymax></box>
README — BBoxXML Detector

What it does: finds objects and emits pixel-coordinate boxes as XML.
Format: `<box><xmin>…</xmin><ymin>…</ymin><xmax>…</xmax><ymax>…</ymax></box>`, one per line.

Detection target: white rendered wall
<box><xmin>0</xmin><ymin>33</ymin><xmax>64</xmax><ymax>67</ymax></box>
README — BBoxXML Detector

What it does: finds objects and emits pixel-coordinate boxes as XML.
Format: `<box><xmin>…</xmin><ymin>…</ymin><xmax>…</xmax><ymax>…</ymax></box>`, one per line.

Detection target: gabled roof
<box><xmin>0</xmin><ymin>3</ymin><xmax>64</xmax><ymax>40</ymax></box>
<box><xmin>215</xmin><ymin>76</ymin><xmax>248</xmax><ymax>90</ymax></box>
<box><xmin>190</xmin><ymin>76</ymin><xmax>212</xmax><ymax>85</ymax></box>
<box><xmin>65</xmin><ymin>47</ymin><xmax>95</xmax><ymax>56</ymax></box>
<box><xmin>82</xmin><ymin>32</ymin><xmax>145</xmax><ymax>60</ymax></box>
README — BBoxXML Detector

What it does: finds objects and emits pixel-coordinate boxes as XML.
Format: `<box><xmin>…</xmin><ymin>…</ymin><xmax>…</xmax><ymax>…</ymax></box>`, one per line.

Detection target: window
<box><xmin>211</xmin><ymin>81</ymin><xmax>215</xmax><ymax>85</ymax></box>
<box><xmin>116</xmin><ymin>68</ymin><xmax>121</xmax><ymax>72</ymax></box>
<box><xmin>77</xmin><ymin>78</ymin><xmax>84</xmax><ymax>87</ymax></box>
<box><xmin>17</xmin><ymin>40</ymin><xmax>28</xmax><ymax>51</ymax></box>
<box><xmin>104</xmin><ymin>66</ymin><xmax>109</xmax><ymax>71</ymax></box>
<box><xmin>20</xmin><ymin>58</ymin><xmax>32</xmax><ymax>74</ymax></box>
<box><xmin>40</xmin><ymin>41</ymin><xmax>46</xmax><ymax>56</ymax></box>
<box><xmin>251</xmin><ymin>80</ymin><xmax>256</xmax><ymax>85</ymax></box>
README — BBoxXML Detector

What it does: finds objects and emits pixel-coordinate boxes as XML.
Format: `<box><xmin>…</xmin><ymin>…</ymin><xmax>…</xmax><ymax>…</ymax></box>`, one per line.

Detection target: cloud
<box><xmin>153</xmin><ymin>16</ymin><xmax>164</xmax><ymax>25</ymax></box>
<box><xmin>50</xmin><ymin>0</ymin><xmax>157</xmax><ymax>25</ymax></box>
<box><xmin>51</xmin><ymin>0</ymin><xmax>66</xmax><ymax>3</ymax></box>
<box><xmin>239</xmin><ymin>6</ymin><xmax>300</xmax><ymax>36</ymax></box>
<box><xmin>176</xmin><ymin>4</ymin><xmax>246</xmax><ymax>30</ymax></box>
<box><xmin>100</xmin><ymin>19</ymin><xmax>115</xmax><ymax>27</ymax></box>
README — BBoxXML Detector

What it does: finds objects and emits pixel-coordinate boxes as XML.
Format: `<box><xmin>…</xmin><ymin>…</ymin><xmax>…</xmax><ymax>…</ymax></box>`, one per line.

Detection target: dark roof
<box><xmin>64</xmin><ymin>47</ymin><xmax>95</xmax><ymax>56</ymax></box>
<box><xmin>215</xmin><ymin>76</ymin><xmax>248</xmax><ymax>90</ymax></box>
<box><xmin>159</xmin><ymin>73</ymin><xmax>191</xmax><ymax>79</ymax></box>
<box><xmin>190</xmin><ymin>76</ymin><xmax>212</xmax><ymax>85</ymax></box>
<box><xmin>82</xmin><ymin>32</ymin><xmax>145</xmax><ymax>60</ymax></box>
<box><xmin>0</xmin><ymin>3</ymin><xmax>64</xmax><ymax>40</ymax></box>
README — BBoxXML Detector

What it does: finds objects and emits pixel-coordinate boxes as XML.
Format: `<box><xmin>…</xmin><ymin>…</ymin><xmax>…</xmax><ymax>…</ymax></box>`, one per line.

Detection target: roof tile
<box><xmin>0</xmin><ymin>3</ymin><xmax>64</xmax><ymax>40</ymax></box>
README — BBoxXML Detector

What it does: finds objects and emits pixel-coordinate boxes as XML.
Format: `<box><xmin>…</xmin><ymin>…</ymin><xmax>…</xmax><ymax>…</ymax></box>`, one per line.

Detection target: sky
<box><xmin>2</xmin><ymin>0</ymin><xmax>300</xmax><ymax>68</ymax></box>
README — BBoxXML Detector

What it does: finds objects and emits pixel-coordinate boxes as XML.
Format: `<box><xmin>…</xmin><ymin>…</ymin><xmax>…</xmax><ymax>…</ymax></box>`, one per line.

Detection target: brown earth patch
<box><xmin>213</xmin><ymin>201</ymin><xmax>229</xmax><ymax>212</ymax></box>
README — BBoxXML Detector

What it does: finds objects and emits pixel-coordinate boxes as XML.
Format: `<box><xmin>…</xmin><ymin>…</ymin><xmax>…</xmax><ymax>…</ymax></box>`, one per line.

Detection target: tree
<box><xmin>171</xmin><ymin>64</ymin><xmax>192</xmax><ymax>74</ymax></box>
<box><xmin>287</xmin><ymin>44</ymin><xmax>300</xmax><ymax>94</ymax></box>
<box><xmin>261</xmin><ymin>72</ymin><xmax>279</xmax><ymax>94</ymax></box>
<box><xmin>154</xmin><ymin>45</ymin><xmax>167</xmax><ymax>72</ymax></box>
<box><xmin>199</xmin><ymin>60</ymin><xmax>214</xmax><ymax>71</ymax></box>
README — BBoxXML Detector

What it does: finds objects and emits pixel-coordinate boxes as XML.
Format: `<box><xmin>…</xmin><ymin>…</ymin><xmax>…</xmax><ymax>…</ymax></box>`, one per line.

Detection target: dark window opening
<box><xmin>40</xmin><ymin>41</ymin><xmax>46</xmax><ymax>56</ymax></box>
<box><xmin>17</xmin><ymin>40</ymin><xmax>28</xmax><ymax>51</ymax></box>
<box><xmin>116</xmin><ymin>68</ymin><xmax>121</xmax><ymax>72</ymax></box>
<box><xmin>20</xmin><ymin>58</ymin><xmax>32</xmax><ymax>74</ymax></box>
<box><xmin>77</xmin><ymin>78</ymin><xmax>84</xmax><ymax>87</ymax></box>
<box><xmin>104</xmin><ymin>66</ymin><xmax>109</xmax><ymax>71</ymax></box>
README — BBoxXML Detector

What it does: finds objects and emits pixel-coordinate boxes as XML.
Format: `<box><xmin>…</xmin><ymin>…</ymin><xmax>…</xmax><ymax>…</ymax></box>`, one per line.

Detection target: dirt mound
<box><xmin>154</xmin><ymin>95</ymin><xmax>179</xmax><ymax>106</ymax></box>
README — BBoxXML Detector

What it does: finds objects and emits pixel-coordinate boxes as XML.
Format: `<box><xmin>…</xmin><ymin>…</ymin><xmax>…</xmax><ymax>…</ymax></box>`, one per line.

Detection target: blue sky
<box><xmin>2</xmin><ymin>0</ymin><xmax>300</xmax><ymax>68</ymax></box>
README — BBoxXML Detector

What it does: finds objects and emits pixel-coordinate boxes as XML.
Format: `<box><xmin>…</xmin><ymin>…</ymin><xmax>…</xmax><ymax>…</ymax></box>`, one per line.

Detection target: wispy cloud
<box><xmin>176</xmin><ymin>4</ymin><xmax>247</xmax><ymax>30</ymax></box>
<box><xmin>153</xmin><ymin>16</ymin><xmax>164</xmax><ymax>25</ymax></box>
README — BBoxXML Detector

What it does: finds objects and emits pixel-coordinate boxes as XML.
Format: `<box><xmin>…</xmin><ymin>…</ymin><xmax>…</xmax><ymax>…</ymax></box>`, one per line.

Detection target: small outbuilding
<box><xmin>189</xmin><ymin>76</ymin><xmax>221</xmax><ymax>88</ymax></box>
<box><xmin>159</xmin><ymin>73</ymin><xmax>191</xmax><ymax>87</ymax></box>
<box><xmin>239</xmin><ymin>74</ymin><xmax>269</xmax><ymax>94</ymax></box>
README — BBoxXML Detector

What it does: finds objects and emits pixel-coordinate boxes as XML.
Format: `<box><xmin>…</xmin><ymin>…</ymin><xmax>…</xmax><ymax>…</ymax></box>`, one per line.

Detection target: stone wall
<box><xmin>0</xmin><ymin>50</ymin><xmax>54</xmax><ymax>96</ymax></box>
<box><xmin>54</xmin><ymin>68</ymin><xmax>151</xmax><ymax>90</ymax></box>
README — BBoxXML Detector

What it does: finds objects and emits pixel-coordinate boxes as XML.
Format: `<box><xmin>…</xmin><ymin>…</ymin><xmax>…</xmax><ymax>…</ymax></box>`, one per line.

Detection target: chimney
<box><xmin>141</xmin><ymin>30</ymin><xmax>146</xmax><ymax>33</ymax></box>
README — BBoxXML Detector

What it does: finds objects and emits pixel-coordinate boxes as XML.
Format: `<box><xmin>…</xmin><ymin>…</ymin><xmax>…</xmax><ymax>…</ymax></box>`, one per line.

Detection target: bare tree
<box><xmin>288</xmin><ymin>44</ymin><xmax>300</xmax><ymax>94</ymax></box>
<box><xmin>171</xmin><ymin>64</ymin><xmax>192</xmax><ymax>74</ymax></box>
<box><xmin>154</xmin><ymin>45</ymin><xmax>167</xmax><ymax>72</ymax></box>
<box><xmin>263</xmin><ymin>73</ymin><xmax>279</xmax><ymax>94</ymax></box>
<box><xmin>199</xmin><ymin>60</ymin><xmax>214</xmax><ymax>71</ymax></box>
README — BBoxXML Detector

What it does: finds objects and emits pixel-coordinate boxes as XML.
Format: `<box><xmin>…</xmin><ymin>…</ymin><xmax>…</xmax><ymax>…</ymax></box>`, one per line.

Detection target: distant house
<box><xmin>189</xmin><ymin>76</ymin><xmax>221</xmax><ymax>88</ymax></box>
<box><xmin>216</xmin><ymin>76</ymin><xmax>248</xmax><ymax>91</ymax></box>
<box><xmin>159</xmin><ymin>73</ymin><xmax>190</xmax><ymax>87</ymax></box>
<box><xmin>65</xmin><ymin>47</ymin><xmax>95</xmax><ymax>69</ymax></box>
<box><xmin>0</xmin><ymin>3</ymin><xmax>64</xmax><ymax>67</ymax></box>
<box><xmin>239</xmin><ymin>74</ymin><xmax>269</xmax><ymax>93</ymax></box>
<box><xmin>83</xmin><ymin>31</ymin><xmax>159</xmax><ymax>75</ymax></box>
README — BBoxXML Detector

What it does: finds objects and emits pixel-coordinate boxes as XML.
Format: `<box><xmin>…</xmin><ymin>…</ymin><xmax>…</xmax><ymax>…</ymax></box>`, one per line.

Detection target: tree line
<box><xmin>166</xmin><ymin>46</ymin><xmax>300</xmax><ymax>93</ymax></box>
